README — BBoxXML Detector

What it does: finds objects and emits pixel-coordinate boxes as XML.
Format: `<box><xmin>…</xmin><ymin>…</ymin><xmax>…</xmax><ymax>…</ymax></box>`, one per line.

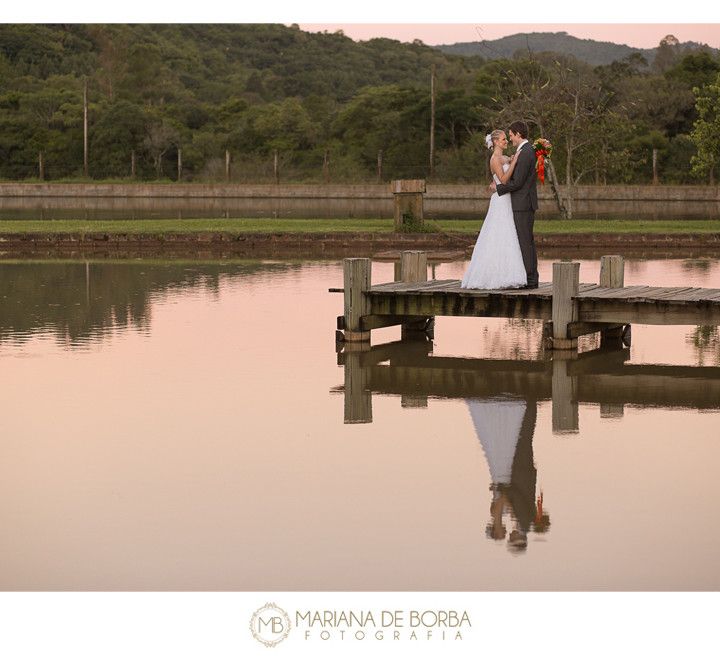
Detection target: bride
<box><xmin>461</xmin><ymin>129</ymin><xmax>528</xmax><ymax>290</ymax></box>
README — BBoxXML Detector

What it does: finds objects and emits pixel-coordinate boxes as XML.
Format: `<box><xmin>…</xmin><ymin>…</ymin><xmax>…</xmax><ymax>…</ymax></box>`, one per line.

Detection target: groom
<box><xmin>489</xmin><ymin>121</ymin><xmax>539</xmax><ymax>288</ymax></box>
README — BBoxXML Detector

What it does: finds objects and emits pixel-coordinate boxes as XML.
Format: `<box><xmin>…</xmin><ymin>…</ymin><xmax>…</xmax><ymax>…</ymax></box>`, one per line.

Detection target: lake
<box><xmin>1</xmin><ymin>255</ymin><xmax>719</xmax><ymax>591</ymax></box>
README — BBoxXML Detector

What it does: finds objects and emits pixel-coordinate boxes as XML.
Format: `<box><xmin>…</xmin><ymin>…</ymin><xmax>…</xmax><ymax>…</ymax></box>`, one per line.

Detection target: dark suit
<box><xmin>496</xmin><ymin>142</ymin><xmax>539</xmax><ymax>286</ymax></box>
<box><xmin>505</xmin><ymin>400</ymin><xmax>537</xmax><ymax>536</ymax></box>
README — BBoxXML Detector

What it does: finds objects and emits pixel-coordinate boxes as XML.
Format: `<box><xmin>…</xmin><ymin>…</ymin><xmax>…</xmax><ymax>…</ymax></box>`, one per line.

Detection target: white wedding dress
<box><xmin>461</xmin><ymin>164</ymin><xmax>527</xmax><ymax>290</ymax></box>
<box><xmin>466</xmin><ymin>397</ymin><xmax>527</xmax><ymax>485</ymax></box>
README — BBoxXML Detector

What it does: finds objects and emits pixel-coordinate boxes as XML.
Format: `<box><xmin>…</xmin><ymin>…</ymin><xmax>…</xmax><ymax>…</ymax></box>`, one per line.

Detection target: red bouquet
<box><xmin>533</xmin><ymin>138</ymin><xmax>552</xmax><ymax>185</ymax></box>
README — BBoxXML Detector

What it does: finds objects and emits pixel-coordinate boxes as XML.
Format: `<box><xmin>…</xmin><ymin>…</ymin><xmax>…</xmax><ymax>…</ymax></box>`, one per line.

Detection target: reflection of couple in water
<box><xmin>466</xmin><ymin>395</ymin><xmax>550</xmax><ymax>552</ymax></box>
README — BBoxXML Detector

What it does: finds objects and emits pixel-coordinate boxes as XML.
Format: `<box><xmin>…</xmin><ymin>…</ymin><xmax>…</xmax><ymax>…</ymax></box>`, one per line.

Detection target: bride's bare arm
<box><xmin>491</xmin><ymin>154</ymin><xmax>518</xmax><ymax>184</ymax></box>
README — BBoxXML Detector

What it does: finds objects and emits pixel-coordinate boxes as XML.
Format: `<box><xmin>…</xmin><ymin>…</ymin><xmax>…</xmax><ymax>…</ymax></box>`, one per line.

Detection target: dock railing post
<box><xmin>343</xmin><ymin>258</ymin><xmax>371</xmax><ymax>342</ymax></box>
<box><xmin>550</xmin><ymin>261</ymin><xmax>580</xmax><ymax>350</ymax></box>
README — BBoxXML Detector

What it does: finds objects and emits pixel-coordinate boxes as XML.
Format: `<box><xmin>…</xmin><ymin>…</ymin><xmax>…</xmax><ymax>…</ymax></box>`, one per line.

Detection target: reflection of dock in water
<box><xmin>334</xmin><ymin>338</ymin><xmax>720</xmax><ymax>433</ymax></box>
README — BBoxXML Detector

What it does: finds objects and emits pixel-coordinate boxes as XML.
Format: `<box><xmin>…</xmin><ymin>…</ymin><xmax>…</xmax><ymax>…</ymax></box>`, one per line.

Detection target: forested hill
<box><xmin>1</xmin><ymin>23</ymin><xmax>718</xmax><ymax>187</ymax></box>
<box><xmin>436</xmin><ymin>31</ymin><xmax>717</xmax><ymax>67</ymax></box>
<box><xmin>0</xmin><ymin>24</ymin><xmax>460</xmax><ymax>104</ymax></box>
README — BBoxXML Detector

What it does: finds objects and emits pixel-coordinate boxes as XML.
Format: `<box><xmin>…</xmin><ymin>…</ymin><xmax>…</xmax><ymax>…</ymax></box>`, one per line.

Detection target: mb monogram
<box><xmin>249</xmin><ymin>603</ymin><xmax>291</xmax><ymax>647</ymax></box>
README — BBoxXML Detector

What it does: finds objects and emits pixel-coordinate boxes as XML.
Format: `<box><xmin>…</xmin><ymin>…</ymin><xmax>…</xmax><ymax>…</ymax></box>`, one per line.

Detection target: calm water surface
<box><xmin>1</xmin><ymin>256</ymin><xmax>719</xmax><ymax>591</ymax></box>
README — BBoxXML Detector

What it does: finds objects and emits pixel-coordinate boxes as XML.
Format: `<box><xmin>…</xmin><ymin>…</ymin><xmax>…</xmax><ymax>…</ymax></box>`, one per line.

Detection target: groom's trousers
<box><xmin>513</xmin><ymin>210</ymin><xmax>539</xmax><ymax>286</ymax></box>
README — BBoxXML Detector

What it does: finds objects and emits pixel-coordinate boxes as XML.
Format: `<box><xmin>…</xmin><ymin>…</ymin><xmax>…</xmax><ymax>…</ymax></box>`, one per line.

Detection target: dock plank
<box><xmin>645</xmin><ymin>287</ymin><xmax>700</xmax><ymax>301</ymax></box>
<box><xmin>681</xmin><ymin>288</ymin><xmax>720</xmax><ymax>301</ymax></box>
<box><xmin>371</xmin><ymin>280</ymin><xmax>720</xmax><ymax>306</ymax></box>
<box><xmin>371</xmin><ymin>279</ymin><xmax>457</xmax><ymax>293</ymax></box>
<box><xmin>580</xmin><ymin>285</ymin><xmax>655</xmax><ymax>299</ymax></box>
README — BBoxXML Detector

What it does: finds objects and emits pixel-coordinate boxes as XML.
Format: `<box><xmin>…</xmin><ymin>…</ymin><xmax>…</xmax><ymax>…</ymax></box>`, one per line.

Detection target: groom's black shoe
<box><xmin>524</xmin><ymin>283</ymin><xmax>539</xmax><ymax>289</ymax></box>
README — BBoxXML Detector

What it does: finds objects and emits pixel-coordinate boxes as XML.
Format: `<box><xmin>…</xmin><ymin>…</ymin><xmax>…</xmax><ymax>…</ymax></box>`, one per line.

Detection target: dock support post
<box><xmin>400</xmin><ymin>251</ymin><xmax>433</xmax><ymax>339</ymax></box>
<box><xmin>599</xmin><ymin>255</ymin><xmax>628</xmax><ymax>344</ymax></box>
<box><xmin>343</xmin><ymin>258</ymin><xmax>372</xmax><ymax>342</ymax></box>
<box><xmin>550</xmin><ymin>262</ymin><xmax>580</xmax><ymax>350</ymax></box>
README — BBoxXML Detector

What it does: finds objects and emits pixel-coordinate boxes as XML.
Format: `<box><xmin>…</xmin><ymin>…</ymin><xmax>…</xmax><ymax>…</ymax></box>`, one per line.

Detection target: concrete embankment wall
<box><xmin>3</xmin><ymin>231</ymin><xmax>720</xmax><ymax>260</ymax></box>
<box><xmin>1</xmin><ymin>183</ymin><xmax>718</xmax><ymax>201</ymax></box>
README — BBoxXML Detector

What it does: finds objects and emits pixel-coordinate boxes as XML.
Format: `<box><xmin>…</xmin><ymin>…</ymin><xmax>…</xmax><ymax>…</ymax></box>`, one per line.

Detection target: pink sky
<box><xmin>5</xmin><ymin>3</ymin><xmax>720</xmax><ymax>51</ymax></box>
<box><xmin>297</xmin><ymin>24</ymin><xmax>720</xmax><ymax>50</ymax></box>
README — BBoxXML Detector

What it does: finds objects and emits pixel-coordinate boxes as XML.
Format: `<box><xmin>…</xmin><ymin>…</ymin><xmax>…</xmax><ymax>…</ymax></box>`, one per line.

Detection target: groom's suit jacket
<box><xmin>496</xmin><ymin>141</ymin><xmax>538</xmax><ymax>212</ymax></box>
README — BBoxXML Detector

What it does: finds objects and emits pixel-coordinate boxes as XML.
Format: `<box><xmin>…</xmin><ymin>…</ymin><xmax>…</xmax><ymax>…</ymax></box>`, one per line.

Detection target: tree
<box><xmin>90</xmin><ymin>100</ymin><xmax>147</xmax><ymax>178</ymax></box>
<box><xmin>88</xmin><ymin>24</ymin><xmax>129</xmax><ymax>102</ymax></box>
<box><xmin>651</xmin><ymin>35</ymin><xmax>683</xmax><ymax>75</ymax></box>
<box><xmin>143</xmin><ymin>121</ymin><xmax>178</xmax><ymax>178</ymax></box>
<box><xmin>251</xmin><ymin>98</ymin><xmax>320</xmax><ymax>152</ymax></box>
<box><xmin>486</xmin><ymin>55</ymin><xmax>618</xmax><ymax>218</ymax></box>
<box><xmin>665</xmin><ymin>50</ymin><xmax>720</xmax><ymax>93</ymax></box>
<box><xmin>690</xmin><ymin>73</ymin><xmax>720</xmax><ymax>185</ymax></box>
<box><xmin>332</xmin><ymin>84</ymin><xmax>430</xmax><ymax>179</ymax></box>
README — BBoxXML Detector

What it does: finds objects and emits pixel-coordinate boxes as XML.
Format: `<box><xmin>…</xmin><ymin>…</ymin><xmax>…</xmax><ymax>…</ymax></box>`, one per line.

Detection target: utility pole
<box><xmin>83</xmin><ymin>76</ymin><xmax>89</xmax><ymax>178</ymax></box>
<box><xmin>429</xmin><ymin>65</ymin><xmax>435</xmax><ymax>181</ymax></box>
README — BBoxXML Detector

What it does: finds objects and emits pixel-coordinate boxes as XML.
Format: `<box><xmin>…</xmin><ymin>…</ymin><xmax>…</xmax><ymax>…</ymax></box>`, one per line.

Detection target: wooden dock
<box><xmin>333</xmin><ymin>252</ymin><xmax>720</xmax><ymax>349</ymax></box>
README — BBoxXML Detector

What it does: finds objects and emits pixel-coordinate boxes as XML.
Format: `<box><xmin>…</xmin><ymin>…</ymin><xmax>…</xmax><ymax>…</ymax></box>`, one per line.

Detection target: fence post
<box><xmin>653</xmin><ymin>148</ymin><xmax>659</xmax><ymax>185</ymax></box>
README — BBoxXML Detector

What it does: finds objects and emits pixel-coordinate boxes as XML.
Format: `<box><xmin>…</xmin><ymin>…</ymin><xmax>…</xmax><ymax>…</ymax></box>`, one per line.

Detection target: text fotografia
<box><xmin>296</xmin><ymin>610</ymin><xmax>471</xmax><ymax>641</ymax></box>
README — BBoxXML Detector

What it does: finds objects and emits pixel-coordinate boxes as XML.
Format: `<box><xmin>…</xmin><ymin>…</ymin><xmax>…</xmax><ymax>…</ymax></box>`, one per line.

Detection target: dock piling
<box><xmin>599</xmin><ymin>255</ymin><xmax>625</xmax><ymax>288</ymax></box>
<box><xmin>343</xmin><ymin>258</ymin><xmax>372</xmax><ymax>342</ymax></box>
<box><xmin>550</xmin><ymin>262</ymin><xmax>580</xmax><ymax>350</ymax></box>
<box><xmin>400</xmin><ymin>250</ymin><xmax>427</xmax><ymax>283</ymax></box>
<box><xmin>400</xmin><ymin>251</ymin><xmax>433</xmax><ymax>339</ymax></box>
<box><xmin>599</xmin><ymin>255</ymin><xmax>628</xmax><ymax>344</ymax></box>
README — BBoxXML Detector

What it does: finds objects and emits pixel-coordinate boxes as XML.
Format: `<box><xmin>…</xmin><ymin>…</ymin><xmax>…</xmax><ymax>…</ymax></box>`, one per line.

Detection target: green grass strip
<box><xmin>0</xmin><ymin>218</ymin><xmax>719</xmax><ymax>235</ymax></box>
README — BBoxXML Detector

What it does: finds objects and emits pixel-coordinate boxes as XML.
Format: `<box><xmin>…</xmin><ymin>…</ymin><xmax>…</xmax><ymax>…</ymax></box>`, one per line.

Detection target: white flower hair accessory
<box><xmin>485</xmin><ymin>133</ymin><xmax>493</xmax><ymax>149</ymax></box>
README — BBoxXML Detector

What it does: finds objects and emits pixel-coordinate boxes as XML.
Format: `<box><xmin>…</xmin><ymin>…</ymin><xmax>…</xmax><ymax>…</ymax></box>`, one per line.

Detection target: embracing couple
<box><xmin>461</xmin><ymin>120</ymin><xmax>539</xmax><ymax>290</ymax></box>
